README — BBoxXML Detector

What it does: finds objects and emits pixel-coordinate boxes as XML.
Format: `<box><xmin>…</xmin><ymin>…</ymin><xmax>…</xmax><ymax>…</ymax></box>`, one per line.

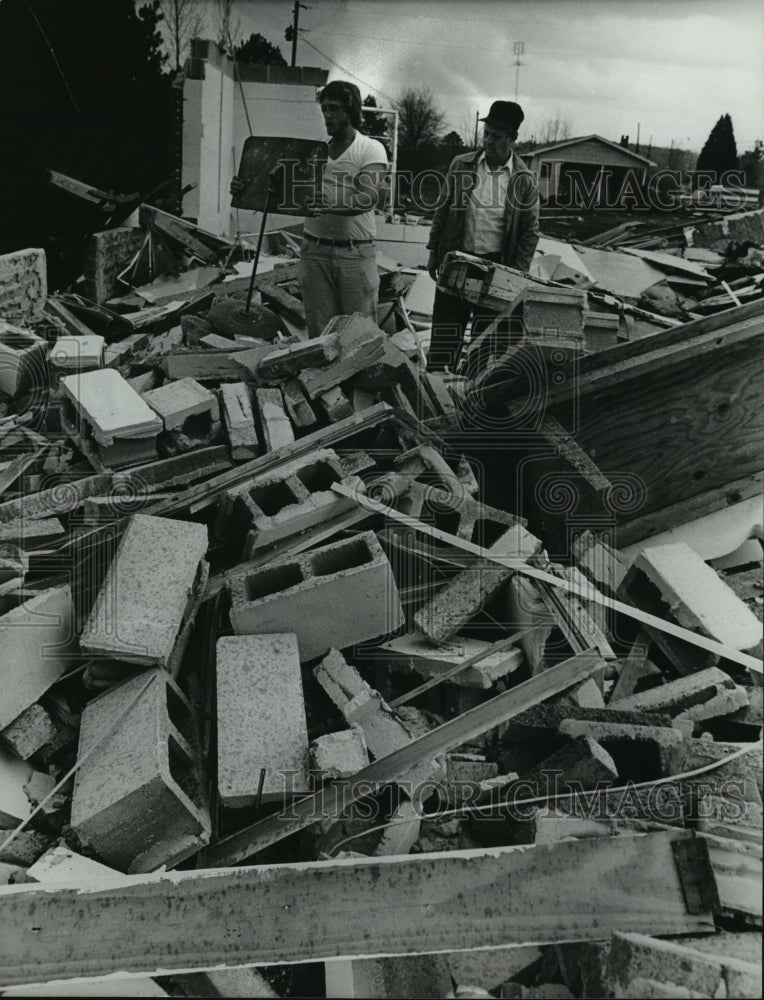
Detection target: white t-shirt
<box><xmin>304</xmin><ymin>132</ymin><xmax>388</xmax><ymax>241</ymax></box>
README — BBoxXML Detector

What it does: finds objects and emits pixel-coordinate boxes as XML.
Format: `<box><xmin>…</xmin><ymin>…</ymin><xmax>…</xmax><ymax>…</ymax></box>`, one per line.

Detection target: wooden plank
<box><xmin>205</xmin><ymin>650</ymin><xmax>604</xmax><ymax>865</ymax></box>
<box><xmin>0</xmin><ymin>831</ymin><xmax>711</xmax><ymax>985</ymax></box>
<box><xmin>332</xmin><ymin>484</ymin><xmax>764</xmax><ymax>674</ymax></box>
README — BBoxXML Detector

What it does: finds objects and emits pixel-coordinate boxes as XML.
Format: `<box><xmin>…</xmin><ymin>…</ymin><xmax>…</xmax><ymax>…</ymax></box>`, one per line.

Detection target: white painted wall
<box><xmin>183</xmin><ymin>60</ymin><xmax>324</xmax><ymax>237</ymax></box>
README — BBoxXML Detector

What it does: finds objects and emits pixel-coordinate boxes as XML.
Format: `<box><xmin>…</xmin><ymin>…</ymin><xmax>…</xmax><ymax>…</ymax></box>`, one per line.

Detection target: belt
<box><xmin>303</xmin><ymin>233</ymin><xmax>374</xmax><ymax>247</ymax></box>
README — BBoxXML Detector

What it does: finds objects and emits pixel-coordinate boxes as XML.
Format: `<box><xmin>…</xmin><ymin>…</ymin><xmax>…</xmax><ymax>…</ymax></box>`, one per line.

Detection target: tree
<box><xmin>159</xmin><ymin>0</ymin><xmax>206</xmax><ymax>72</ymax></box>
<box><xmin>212</xmin><ymin>0</ymin><xmax>242</xmax><ymax>54</ymax></box>
<box><xmin>394</xmin><ymin>88</ymin><xmax>446</xmax><ymax>153</ymax></box>
<box><xmin>739</xmin><ymin>140</ymin><xmax>763</xmax><ymax>191</ymax></box>
<box><xmin>362</xmin><ymin>95</ymin><xmax>388</xmax><ymax>138</ymax></box>
<box><xmin>537</xmin><ymin>113</ymin><xmax>572</xmax><ymax>146</ymax></box>
<box><xmin>696</xmin><ymin>113</ymin><xmax>738</xmax><ymax>178</ymax></box>
<box><xmin>236</xmin><ymin>32</ymin><xmax>286</xmax><ymax>65</ymax></box>
<box><xmin>441</xmin><ymin>130</ymin><xmax>465</xmax><ymax>160</ymax></box>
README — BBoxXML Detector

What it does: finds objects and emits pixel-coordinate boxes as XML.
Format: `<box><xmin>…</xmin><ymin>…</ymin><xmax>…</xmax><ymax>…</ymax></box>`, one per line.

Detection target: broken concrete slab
<box><xmin>255</xmin><ymin>387</ymin><xmax>294</xmax><ymax>452</ymax></box>
<box><xmin>70</xmin><ymin>668</ymin><xmax>210</xmax><ymax>872</ymax></box>
<box><xmin>0</xmin><ymin>248</ymin><xmax>47</xmax><ymax>324</ymax></box>
<box><xmin>310</xmin><ymin>726</ymin><xmax>369</xmax><ymax>779</ymax></box>
<box><xmin>0</xmin><ymin>703</ymin><xmax>58</xmax><ymax>760</ymax></box>
<box><xmin>59</xmin><ymin>369</ymin><xmax>163</xmax><ymax>469</ymax></box>
<box><xmin>0</xmin><ymin>586</ymin><xmax>76</xmax><ymax>731</ymax></box>
<box><xmin>216</xmin><ymin>634</ymin><xmax>309</xmax><ymax>806</ymax></box>
<box><xmin>219</xmin><ymin>382</ymin><xmax>258</xmax><ymax>460</ymax></box>
<box><xmin>0</xmin><ymin>323</ymin><xmax>47</xmax><ymax>398</ymax></box>
<box><xmin>48</xmin><ymin>335</ymin><xmax>105</xmax><ymax>375</ymax></box>
<box><xmin>632</xmin><ymin>542</ymin><xmax>761</xmax><ymax>650</ymax></box>
<box><xmin>80</xmin><ymin>513</ymin><xmax>208</xmax><ymax>667</ymax></box>
<box><xmin>229</xmin><ymin>531</ymin><xmax>404</xmax><ymax>660</ymax></box>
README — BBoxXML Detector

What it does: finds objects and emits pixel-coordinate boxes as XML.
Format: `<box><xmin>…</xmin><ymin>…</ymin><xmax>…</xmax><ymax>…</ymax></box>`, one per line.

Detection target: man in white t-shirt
<box><xmin>299</xmin><ymin>80</ymin><xmax>389</xmax><ymax>337</ymax></box>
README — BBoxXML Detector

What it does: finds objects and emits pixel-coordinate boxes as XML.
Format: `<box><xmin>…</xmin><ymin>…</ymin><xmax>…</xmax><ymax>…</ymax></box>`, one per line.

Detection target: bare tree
<box><xmin>455</xmin><ymin>109</ymin><xmax>479</xmax><ymax>149</ymax></box>
<box><xmin>537</xmin><ymin>112</ymin><xmax>573</xmax><ymax>146</ymax></box>
<box><xmin>159</xmin><ymin>0</ymin><xmax>207</xmax><ymax>71</ymax></box>
<box><xmin>212</xmin><ymin>0</ymin><xmax>242</xmax><ymax>54</ymax></box>
<box><xmin>394</xmin><ymin>88</ymin><xmax>447</xmax><ymax>152</ymax></box>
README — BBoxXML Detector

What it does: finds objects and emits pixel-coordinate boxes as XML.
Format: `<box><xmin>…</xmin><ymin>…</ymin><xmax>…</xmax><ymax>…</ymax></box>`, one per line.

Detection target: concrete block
<box><xmin>614</xmin><ymin>666</ymin><xmax>750</xmax><ymax>721</ymax></box>
<box><xmin>319</xmin><ymin>384</ymin><xmax>354</xmax><ymax>421</ymax></box>
<box><xmin>0</xmin><ymin>322</ymin><xmax>47</xmax><ymax>398</ymax></box>
<box><xmin>220</xmin><ymin>381</ymin><xmax>258</xmax><ymax>460</ymax></box>
<box><xmin>230</xmin><ymin>531</ymin><xmax>404</xmax><ymax>660</ymax></box>
<box><xmin>446</xmin><ymin>946</ymin><xmax>542</xmax><ymax>992</ymax></box>
<box><xmin>255</xmin><ymin>387</ymin><xmax>294</xmax><ymax>451</ymax></box>
<box><xmin>414</xmin><ymin>522</ymin><xmax>541</xmax><ymax>643</ymax></box>
<box><xmin>608</xmin><ymin>931</ymin><xmax>762</xmax><ymax>999</ymax></box>
<box><xmin>521</xmin><ymin>735</ymin><xmax>618</xmax><ymax>790</ymax></box>
<box><xmin>325</xmin><ymin>954</ymin><xmax>452</xmax><ymax>1000</ymax></box>
<box><xmin>660</xmin><ymin>739</ymin><xmax>763</xmax><ymax>804</ymax></box>
<box><xmin>71</xmin><ymin>668</ymin><xmax>210</xmax><ymax>872</ymax></box>
<box><xmin>314</xmin><ymin>649</ymin><xmax>442</xmax><ymax>788</ymax></box>
<box><xmin>0</xmin><ymin>828</ymin><xmax>52</xmax><ymax>866</ymax></box>
<box><xmin>235</xmin><ymin>449</ymin><xmax>362</xmax><ymax>556</ymax></box>
<box><xmin>281</xmin><ymin>378</ymin><xmax>318</xmax><ymax>430</ymax></box>
<box><xmin>59</xmin><ymin>369</ymin><xmax>162</xmax><ymax>469</ymax></box>
<box><xmin>375</xmin><ymin>632</ymin><xmax>524</xmax><ymax>688</ymax></box>
<box><xmin>80</xmin><ymin>514</ymin><xmax>208</xmax><ymax>667</ymax></box>
<box><xmin>216</xmin><ymin>634</ymin><xmax>309</xmax><ymax>806</ymax></box>
<box><xmin>310</xmin><ymin>726</ymin><xmax>369</xmax><ymax>778</ymax></box>
<box><xmin>505</xmin><ymin>703</ymin><xmax>677</xmax><ymax>742</ymax></box>
<box><xmin>0</xmin><ymin>248</ymin><xmax>47</xmax><ymax>323</ymax></box>
<box><xmin>558</xmin><ymin>718</ymin><xmax>685</xmax><ymax>752</ymax></box>
<box><xmin>142</xmin><ymin>376</ymin><xmax>219</xmax><ymax>432</ymax></box>
<box><xmin>633</xmin><ymin>543</ymin><xmax>761</xmax><ymax>650</ymax></box>
<box><xmin>48</xmin><ymin>335</ymin><xmax>105</xmax><ymax>375</ymax></box>
<box><xmin>0</xmin><ymin>745</ymin><xmax>34</xmax><ymax>826</ymax></box>
<box><xmin>568</xmin><ymin>677</ymin><xmax>605</xmax><ymax>708</ymax></box>
<box><xmin>0</xmin><ymin>704</ymin><xmax>57</xmax><ymax>760</ymax></box>
<box><xmin>0</xmin><ymin>586</ymin><xmax>76</xmax><ymax>731</ymax></box>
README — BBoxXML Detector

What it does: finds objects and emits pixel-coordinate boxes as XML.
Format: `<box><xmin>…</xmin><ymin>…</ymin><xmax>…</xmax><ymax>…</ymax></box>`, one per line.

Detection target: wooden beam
<box><xmin>205</xmin><ymin>650</ymin><xmax>603</xmax><ymax>866</ymax></box>
<box><xmin>0</xmin><ymin>831</ymin><xmax>712</xmax><ymax>985</ymax></box>
<box><xmin>332</xmin><ymin>484</ymin><xmax>764</xmax><ymax>674</ymax></box>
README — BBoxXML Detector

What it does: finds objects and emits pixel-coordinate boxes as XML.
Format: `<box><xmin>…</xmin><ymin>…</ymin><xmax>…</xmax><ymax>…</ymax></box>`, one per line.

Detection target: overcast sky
<box><xmin>224</xmin><ymin>0</ymin><xmax>763</xmax><ymax>153</ymax></box>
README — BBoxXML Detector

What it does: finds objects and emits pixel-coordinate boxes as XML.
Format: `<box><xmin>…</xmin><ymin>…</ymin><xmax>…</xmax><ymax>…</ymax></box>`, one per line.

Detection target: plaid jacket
<box><xmin>426</xmin><ymin>149</ymin><xmax>540</xmax><ymax>273</ymax></box>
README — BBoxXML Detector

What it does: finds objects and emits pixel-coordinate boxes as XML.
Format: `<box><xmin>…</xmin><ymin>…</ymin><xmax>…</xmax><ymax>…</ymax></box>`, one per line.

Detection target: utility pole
<box><xmin>513</xmin><ymin>41</ymin><xmax>525</xmax><ymax>100</ymax></box>
<box><xmin>636</xmin><ymin>121</ymin><xmax>640</xmax><ymax>154</ymax></box>
<box><xmin>291</xmin><ymin>0</ymin><xmax>301</xmax><ymax>67</ymax></box>
<box><xmin>474</xmin><ymin>109</ymin><xmax>479</xmax><ymax>147</ymax></box>
<box><xmin>668</xmin><ymin>139</ymin><xmax>674</xmax><ymax>169</ymax></box>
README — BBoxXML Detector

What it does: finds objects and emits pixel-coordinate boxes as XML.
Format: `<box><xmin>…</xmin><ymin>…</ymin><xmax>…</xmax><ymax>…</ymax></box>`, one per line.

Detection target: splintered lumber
<box><xmin>204</xmin><ymin>650</ymin><xmax>604</xmax><ymax>865</ymax></box>
<box><xmin>332</xmin><ymin>483</ymin><xmax>764</xmax><ymax>674</ymax></box>
<box><xmin>0</xmin><ymin>830</ymin><xmax>713</xmax><ymax>985</ymax></box>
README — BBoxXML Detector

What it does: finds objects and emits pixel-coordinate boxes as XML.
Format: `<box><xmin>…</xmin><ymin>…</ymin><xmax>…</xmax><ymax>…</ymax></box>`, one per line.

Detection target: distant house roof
<box><xmin>525</xmin><ymin>134</ymin><xmax>657</xmax><ymax>168</ymax></box>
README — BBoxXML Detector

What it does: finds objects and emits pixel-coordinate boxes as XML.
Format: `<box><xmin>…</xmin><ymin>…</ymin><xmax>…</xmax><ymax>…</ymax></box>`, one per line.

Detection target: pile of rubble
<box><xmin>0</xmin><ymin>202</ymin><xmax>762</xmax><ymax>999</ymax></box>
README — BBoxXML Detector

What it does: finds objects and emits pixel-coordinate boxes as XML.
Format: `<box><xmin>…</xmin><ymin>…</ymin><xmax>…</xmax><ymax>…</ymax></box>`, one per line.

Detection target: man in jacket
<box><xmin>425</xmin><ymin>100</ymin><xmax>540</xmax><ymax>372</ymax></box>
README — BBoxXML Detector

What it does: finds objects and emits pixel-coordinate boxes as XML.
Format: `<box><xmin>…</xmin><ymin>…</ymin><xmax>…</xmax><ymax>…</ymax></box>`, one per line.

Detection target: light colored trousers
<box><xmin>298</xmin><ymin>238</ymin><xmax>379</xmax><ymax>338</ymax></box>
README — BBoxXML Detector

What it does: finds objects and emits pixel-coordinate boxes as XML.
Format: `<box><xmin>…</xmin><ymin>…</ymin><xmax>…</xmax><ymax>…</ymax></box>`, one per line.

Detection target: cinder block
<box><xmin>234</xmin><ymin>449</ymin><xmax>362</xmax><ymax>556</ymax></box>
<box><xmin>633</xmin><ymin>543</ymin><xmax>761</xmax><ymax>650</ymax></box>
<box><xmin>0</xmin><ymin>586</ymin><xmax>76</xmax><ymax>731</ymax></box>
<box><xmin>80</xmin><ymin>514</ymin><xmax>208</xmax><ymax>667</ymax></box>
<box><xmin>375</xmin><ymin>631</ymin><xmax>524</xmax><ymax>688</ymax></box>
<box><xmin>142</xmin><ymin>376</ymin><xmax>220</xmax><ymax>432</ymax></box>
<box><xmin>59</xmin><ymin>369</ymin><xmax>163</xmax><ymax>470</ymax></box>
<box><xmin>70</xmin><ymin>668</ymin><xmax>210</xmax><ymax>872</ymax></box>
<box><xmin>48</xmin><ymin>335</ymin><xmax>105</xmax><ymax>377</ymax></box>
<box><xmin>0</xmin><ymin>828</ymin><xmax>52</xmax><ymax>866</ymax></box>
<box><xmin>310</xmin><ymin>726</ymin><xmax>369</xmax><ymax>778</ymax></box>
<box><xmin>0</xmin><ymin>322</ymin><xmax>47</xmax><ymax>398</ymax></box>
<box><xmin>505</xmin><ymin>703</ymin><xmax>678</xmax><ymax>742</ymax></box>
<box><xmin>220</xmin><ymin>381</ymin><xmax>258</xmax><ymax>460</ymax></box>
<box><xmin>0</xmin><ymin>248</ymin><xmax>47</xmax><ymax>324</ymax></box>
<box><xmin>319</xmin><ymin>384</ymin><xmax>354</xmax><ymax>421</ymax></box>
<box><xmin>414</xmin><ymin>522</ymin><xmax>541</xmax><ymax>643</ymax></box>
<box><xmin>521</xmin><ymin>735</ymin><xmax>618</xmax><ymax>790</ymax></box>
<box><xmin>608</xmin><ymin>931</ymin><xmax>762</xmax><ymax>999</ymax></box>
<box><xmin>660</xmin><ymin>739</ymin><xmax>763</xmax><ymax>804</ymax></box>
<box><xmin>230</xmin><ymin>531</ymin><xmax>404</xmax><ymax>660</ymax></box>
<box><xmin>613</xmin><ymin>665</ymin><xmax>750</xmax><ymax>721</ymax></box>
<box><xmin>255</xmin><ymin>387</ymin><xmax>294</xmax><ymax>452</ymax></box>
<box><xmin>216</xmin><ymin>634</ymin><xmax>309</xmax><ymax>806</ymax></box>
<box><xmin>0</xmin><ymin>704</ymin><xmax>57</xmax><ymax>760</ymax></box>
<box><xmin>558</xmin><ymin>718</ymin><xmax>685</xmax><ymax>751</ymax></box>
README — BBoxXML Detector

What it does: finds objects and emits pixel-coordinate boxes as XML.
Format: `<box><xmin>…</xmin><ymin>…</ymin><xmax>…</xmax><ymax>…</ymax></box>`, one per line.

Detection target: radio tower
<box><xmin>513</xmin><ymin>41</ymin><xmax>526</xmax><ymax>99</ymax></box>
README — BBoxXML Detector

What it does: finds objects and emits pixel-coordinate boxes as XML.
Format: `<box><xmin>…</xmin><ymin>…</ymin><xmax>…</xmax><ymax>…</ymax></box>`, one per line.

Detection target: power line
<box><xmin>298</xmin><ymin>35</ymin><xmax>396</xmax><ymax>104</ymax></box>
